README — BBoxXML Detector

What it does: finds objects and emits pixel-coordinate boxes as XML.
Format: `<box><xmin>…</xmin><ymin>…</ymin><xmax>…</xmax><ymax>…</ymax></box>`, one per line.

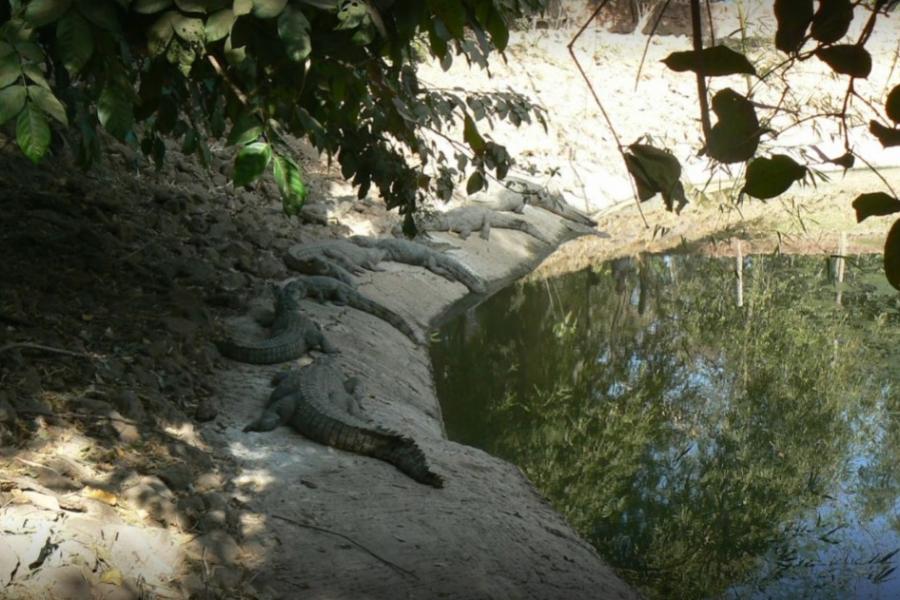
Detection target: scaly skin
<box><xmin>410</xmin><ymin>206</ymin><xmax>553</xmax><ymax>244</ymax></box>
<box><xmin>351</xmin><ymin>236</ymin><xmax>486</xmax><ymax>293</ymax></box>
<box><xmin>284</xmin><ymin>240</ymin><xmax>385</xmax><ymax>277</ymax></box>
<box><xmin>287</xmin><ymin>276</ymin><xmax>424</xmax><ymax>344</ymax></box>
<box><xmin>485</xmin><ymin>177</ymin><xmax>598</xmax><ymax>227</ymax></box>
<box><xmin>217</xmin><ymin>285</ymin><xmax>337</xmax><ymax>364</ymax></box>
<box><xmin>244</xmin><ymin>360</ymin><xmax>444</xmax><ymax>488</ymax></box>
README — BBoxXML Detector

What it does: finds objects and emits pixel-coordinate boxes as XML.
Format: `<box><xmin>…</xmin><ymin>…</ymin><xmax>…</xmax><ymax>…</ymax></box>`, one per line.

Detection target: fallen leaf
<box><xmin>82</xmin><ymin>486</ymin><xmax>118</xmax><ymax>506</ymax></box>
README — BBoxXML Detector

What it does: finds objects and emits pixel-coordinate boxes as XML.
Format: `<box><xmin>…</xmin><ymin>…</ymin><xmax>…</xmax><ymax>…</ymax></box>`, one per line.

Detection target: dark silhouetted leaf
<box><xmin>815</xmin><ymin>44</ymin><xmax>872</xmax><ymax>78</ymax></box>
<box><xmin>870</xmin><ymin>120</ymin><xmax>900</xmax><ymax>147</ymax></box>
<box><xmin>25</xmin><ymin>0</ymin><xmax>72</xmax><ymax>27</ymax></box>
<box><xmin>811</xmin><ymin>0</ymin><xmax>853</xmax><ymax>43</ymax></box>
<box><xmin>463</xmin><ymin>114</ymin><xmax>485</xmax><ymax>154</ymax></box>
<box><xmin>741</xmin><ymin>154</ymin><xmax>807</xmax><ymax>199</ymax></box>
<box><xmin>884</xmin><ymin>219</ymin><xmax>900</xmax><ymax>290</ymax></box>
<box><xmin>0</xmin><ymin>84</ymin><xmax>27</xmax><ymax>125</ymax></box>
<box><xmin>853</xmin><ymin>192</ymin><xmax>900</xmax><ymax>222</ymax></box>
<box><xmin>16</xmin><ymin>101</ymin><xmax>50</xmax><ymax>163</ymax></box>
<box><xmin>624</xmin><ymin>143</ymin><xmax>686</xmax><ymax>212</ymax></box>
<box><xmin>706</xmin><ymin>88</ymin><xmax>763</xmax><ymax>163</ymax></box>
<box><xmin>428</xmin><ymin>0</ymin><xmax>466</xmax><ymax>39</ymax></box>
<box><xmin>887</xmin><ymin>84</ymin><xmax>900</xmax><ymax>124</ymax></box>
<box><xmin>56</xmin><ymin>10</ymin><xmax>93</xmax><ymax>75</ymax></box>
<box><xmin>0</xmin><ymin>54</ymin><xmax>20</xmax><ymax>88</ymax></box>
<box><xmin>75</xmin><ymin>0</ymin><xmax>121</xmax><ymax>32</ymax></box>
<box><xmin>234</xmin><ymin>141</ymin><xmax>271</xmax><ymax>186</ymax></box>
<box><xmin>97</xmin><ymin>82</ymin><xmax>133</xmax><ymax>140</ymax></box>
<box><xmin>662</xmin><ymin>45</ymin><xmax>757</xmax><ymax>77</ymax></box>
<box><xmin>133</xmin><ymin>0</ymin><xmax>173</xmax><ymax>13</ymax></box>
<box><xmin>227</xmin><ymin>112</ymin><xmax>262</xmax><ymax>145</ymax></box>
<box><xmin>466</xmin><ymin>170</ymin><xmax>485</xmax><ymax>195</ymax></box>
<box><xmin>828</xmin><ymin>152</ymin><xmax>854</xmax><ymax>170</ymax></box>
<box><xmin>148</xmin><ymin>11</ymin><xmax>177</xmax><ymax>57</ymax></box>
<box><xmin>775</xmin><ymin>0</ymin><xmax>813</xmax><ymax>54</ymax></box>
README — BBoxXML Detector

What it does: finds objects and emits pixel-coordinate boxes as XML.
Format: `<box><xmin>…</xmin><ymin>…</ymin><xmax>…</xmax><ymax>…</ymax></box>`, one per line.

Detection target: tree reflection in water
<box><xmin>431</xmin><ymin>254</ymin><xmax>900</xmax><ymax>599</ymax></box>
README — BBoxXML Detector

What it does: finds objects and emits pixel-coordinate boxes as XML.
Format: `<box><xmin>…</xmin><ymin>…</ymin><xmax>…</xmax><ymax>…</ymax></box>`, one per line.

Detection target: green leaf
<box><xmin>98</xmin><ymin>82</ymin><xmax>133</xmax><ymax>140</ymax></box>
<box><xmin>0</xmin><ymin>54</ymin><xmax>20</xmax><ymax>88</ymax></box>
<box><xmin>478</xmin><ymin>2</ymin><xmax>507</xmax><ymax>52</ymax></box>
<box><xmin>234</xmin><ymin>141</ymin><xmax>271</xmax><ymax>186</ymax></box>
<box><xmin>165</xmin><ymin>38</ymin><xmax>196</xmax><ymax>75</ymax></box>
<box><xmin>815</xmin><ymin>44</ymin><xmax>872</xmax><ymax>78</ymax></box>
<box><xmin>428</xmin><ymin>0</ymin><xmax>465</xmax><ymax>39</ymax></box>
<box><xmin>233</xmin><ymin>0</ymin><xmax>252</xmax><ymax>16</ymax></box>
<box><xmin>0</xmin><ymin>84</ymin><xmax>27</xmax><ymax>125</ymax></box>
<box><xmin>272</xmin><ymin>155</ymin><xmax>307</xmax><ymax>215</ymax></box>
<box><xmin>277</xmin><ymin>5</ymin><xmax>311</xmax><ymax>61</ymax></box>
<box><xmin>175</xmin><ymin>0</ymin><xmax>224</xmax><ymax>12</ymax></box>
<box><xmin>172</xmin><ymin>14</ymin><xmax>205</xmax><ymax>43</ymax></box>
<box><xmin>226</xmin><ymin>111</ymin><xmax>262</xmax><ymax>145</ymax></box>
<box><xmin>251</xmin><ymin>0</ymin><xmax>287</xmax><ymax>19</ymax></box>
<box><xmin>133</xmin><ymin>0</ymin><xmax>173</xmax><ymax>13</ymax></box>
<box><xmin>774</xmin><ymin>0</ymin><xmax>813</xmax><ymax>54</ymax></box>
<box><xmin>16</xmin><ymin>101</ymin><xmax>50</xmax><ymax>163</ymax></box>
<box><xmin>886</xmin><ymin>84</ymin><xmax>900</xmax><ymax>125</ymax></box>
<box><xmin>466</xmin><ymin>170</ymin><xmax>485</xmax><ymax>195</ymax></box>
<box><xmin>624</xmin><ymin>143</ymin><xmax>686</xmax><ymax>212</ymax></box>
<box><xmin>205</xmin><ymin>8</ymin><xmax>235</xmax><ymax>42</ymax></box>
<box><xmin>463</xmin><ymin>114</ymin><xmax>485</xmax><ymax>154</ymax></box>
<box><xmin>741</xmin><ymin>155</ymin><xmax>807</xmax><ymax>199</ymax></box>
<box><xmin>852</xmin><ymin>192</ymin><xmax>900</xmax><ymax>222</ymax></box>
<box><xmin>884</xmin><ymin>219</ymin><xmax>900</xmax><ymax>290</ymax></box>
<box><xmin>662</xmin><ymin>45</ymin><xmax>757</xmax><ymax>77</ymax></box>
<box><xmin>0</xmin><ymin>42</ymin><xmax>14</xmax><ymax>58</ymax></box>
<box><xmin>75</xmin><ymin>0</ymin><xmax>121</xmax><ymax>32</ymax></box>
<box><xmin>24</xmin><ymin>0</ymin><xmax>72</xmax><ymax>27</ymax></box>
<box><xmin>21</xmin><ymin>64</ymin><xmax>50</xmax><ymax>88</ymax></box>
<box><xmin>811</xmin><ymin>0</ymin><xmax>853</xmax><ymax>44</ymax></box>
<box><xmin>56</xmin><ymin>10</ymin><xmax>93</xmax><ymax>75</ymax></box>
<box><xmin>870</xmin><ymin>120</ymin><xmax>900</xmax><ymax>147</ymax></box>
<box><xmin>30</xmin><ymin>86</ymin><xmax>68</xmax><ymax>125</ymax></box>
<box><xmin>148</xmin><ymin>11</ymin><xmax>177</xmax><ymax>56</ymax></box>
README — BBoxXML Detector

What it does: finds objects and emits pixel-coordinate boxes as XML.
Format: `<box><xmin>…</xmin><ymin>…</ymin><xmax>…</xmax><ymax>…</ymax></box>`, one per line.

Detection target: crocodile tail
<box><xmin>368</xmin><ymin>431</ymin><xmax>444</xmax><ymax>488</ymax></box>
<box><xmin>216</xmin><ymin>331</ymin><xmax>306</xmax><ymax>364</ymax></box>
<box><xmin>350</xmin><ymin>296</ymin><xmax>422</xmax><ymax>344</ymax></box>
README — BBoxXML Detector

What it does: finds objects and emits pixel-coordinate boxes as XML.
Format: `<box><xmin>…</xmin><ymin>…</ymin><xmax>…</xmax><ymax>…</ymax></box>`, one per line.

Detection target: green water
<box><xmin>431</xmin><ymin>254</ymin><xmax>900</xmax><ymax>600</ymax></box>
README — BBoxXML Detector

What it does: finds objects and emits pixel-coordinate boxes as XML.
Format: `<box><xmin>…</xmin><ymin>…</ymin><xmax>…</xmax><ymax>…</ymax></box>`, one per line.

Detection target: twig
<box><xmin>271</xmin><ymin>513</ymin><xmax>419</xmax><ymax>579</ymax></box>
<box><xmin>0</xmin><ymin>342</ymin><xmax>93</xmax><ymax>359</ymax></box>
<box><xmin>207</xmin><ymin>55</ymin><xmax>249</xmax><ymax>106</ymax></box>
<box><xmin>690</xmin><ymin>0</ymin><xmax>712</xmax><ymax>144</ymax></box>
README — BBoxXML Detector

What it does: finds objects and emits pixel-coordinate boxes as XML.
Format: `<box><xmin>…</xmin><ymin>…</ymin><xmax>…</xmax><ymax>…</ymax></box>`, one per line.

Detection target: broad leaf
<box><xmin>870</xmin><ymin>120</ymin><xmax>900</xmax><ymax>147</ymax></box>
<box><xmin>706</xmin><ymin>88</ymin><xmax>763</xmax><ymax>163</ymax></box>
<box><xmin>0</xmin><ymin>84</ymin><xmax>27</xmax><ymax>125</ymax></box>
<box><xmin>887</xmin><ymin>84</ymin><xmax>900</xmax><ymax>124</ymax></box>
<box><xmin>16</xmin><ymin>101</ymin><xmax>50</xmax><ymax>163</ymax></box>
<box><xmin>481</xmin><ymin>2</ymin><xmax>508</xmax><ymax>52</ymax></box>
<box><xmin>22</xmin><ymin>64</ymin><xmax>50</xmax><ymax>89</ymax></box>
<box><xmin>463</xmin><ymin>114</ymin><xmax>485</xmax><ymax>153</ymax></box>
<box><xmin>852</xmin><ymin>192</ymin><xmax>900</xmax><ymax>222</ymax></box>
<box><xmin>815</xmin><ymin>45</ymin><xmax>872</xmax><ymax>78</ymax></box>
<box><xmin>466</xmin><ymin>170</ymin><xmax>484</xmax><ymax>195</ymax></box>
<box><xmin>272</xmin><ymin>155</ymin><xmax>307</xmax><ymax>215</ymax></box>
<box><xmin>884</xmin><ymin>219</ymin><xmax>900</xmax><ymax>290</ymax></box>
<box><xmin>251</xmin><ymin>0</ymin><xmax>287</xmax><ymax>19</ymax></box>
<box><xmin>0</xmin><ymin>54</ymin><xmax>20</xmax><ymax>88</ymax></box>
<box><xmin>148</xmin><ymin>11</ymin><xmax>177</xmax><ymax>57</ymax></box>
<box><xmin>175</xmin><ymin>0</ymin><xmax>225</xmax><ymax>12</ymax></box>
<box><xmin>56</xmin><ymin>10</ymin><xmax>93</xmax><ymax>75</ymax></box>
<box><xmin>226</xmin><ymin>112</ymin><xmax>262</xmax><ymax>145</ymax></box>
<box><xmin>133</xmin><ymin>0</ymin><xmax>173</xmax><ymax>13</ymax></box>
<box><xmin>624</xmin><ymin>143</ymin><xmax>686</xmax><ymax>212</ymax></box>
<box><xmin>98</xmin><ymin>82</ymin><xmax>133</xmax><ymax>140</ymax></box>
<box><xmin>172</xmin><ymin>14</ymin><xmax>205</xmax><ymax>43</ymax></box>
<box><xmin>234</xmin><ymin>141</ymin><xmax>272</xmax><ymax>186</ymax></box>
<box><xmin>428</xmin><ymin>0</ymin><xmax>466</xmax><ymax>39</ymax></box>
<box><xmin>774</xmin><ymin>0</ymin><xmax>813</xmax><ymax>54</ymax></box>
<box><xmin>233</xmin><ymin>0</ymin><xmax>252</xmax><ymax>16</ymax></box>
<box><xmin>662</xmin><ymin>45</ymin><xmax>757</xmax><ymax>77</ymax></box>
<box><xmin>277</xmin><ymin>5</ymin><xmax>311</xmax><ymax>62</ymax></box>
<box><xmin>75</xmin><ymin>0</ymin><xmax>121</xmax><ymax>32</ymax></box>
<box><xmin>30</xmin><ymin>86</ymin><xmax>68</xmax><ymax>125</ymax></box>
<box><xmin>811</xmin><ymin>0</ymin><xmax>853</xmax><ymax>44</ymax></box>
<box><xmin>741</xmin><ymin>155</ymin><xmax>807</xmax><ymax>199</ymax></box>
<box><xmin>24</xmin><ymin>0</ymin><xmax>72</xmax><ymax>27</ymax></box>
<box><xmin>205</xmin><ymin>8</ymin><xmax>235</xmax><ymax>42</ymax></box>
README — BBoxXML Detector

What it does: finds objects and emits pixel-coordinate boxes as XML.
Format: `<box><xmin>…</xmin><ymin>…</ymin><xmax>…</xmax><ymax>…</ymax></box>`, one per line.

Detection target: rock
<box><xmin>157</xmin><ymin>463</ymin><xmax>193</xmax><ymax>492</ymax></box>
<box><xmin>122</xmin><ymin>475</ymin><xmax>177</xmax><ymax>526</ymax></box>
<box><xmin>254</xmin><ymin>253</ymin><xmax>287</xmax><ymax>279</ymax></box>
<box><xmin>194</xmin><ymin>398</ymin><xmax>217</xmax><ymax>423</ymax></box>
<box><xmin>161</xmin><ymin>317</ymin><xmax>198</xmax><ymax>339</ymax></box>
<box><xmin>112</xmin><ymin>389</ymin><xmax>146</xmax><ymax>421</ymax></box>
<box><xmin>109</xmin><ymin>411</ymin><xmax>141</xmax><ymax>444</ymax></box>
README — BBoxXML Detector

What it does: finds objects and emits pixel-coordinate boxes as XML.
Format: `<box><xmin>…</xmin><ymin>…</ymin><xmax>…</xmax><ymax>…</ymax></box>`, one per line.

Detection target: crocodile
<box><xmin>284</xmin><ymin>240</ymin><xmax>385</xmax><ymax>280</ymax></box>
<box><xmin>350</xmin><ymin>236</ymin><xmax>487</xmax><ymax>294</ymax></box>
<box><xmin>476</xmin><ymin>177</ymin><xmax>598</xmax><ymax>227</ymax></box>
<box><xmin>217</xmin><ymin>284</ymin><xmax>337</xmax><ymax>364</ymax></box>
<box><xmin>244</xmin><ymin>360</ymin><xmax>443</xmax><ymax>487</ymax></box>
<box><xmin>402</xmin><ymin>206</ymin><xmax>553</xmax><ymax>245</ymax></box>
<box><xmin>287</xmin><ymin>276</ymin><xmax>424</xmax><ymax>345</ymax></box>
<box><xmin>287</xmin><ymin>255</ymin><xmax>356</xmax><ymax>286</ymax></box>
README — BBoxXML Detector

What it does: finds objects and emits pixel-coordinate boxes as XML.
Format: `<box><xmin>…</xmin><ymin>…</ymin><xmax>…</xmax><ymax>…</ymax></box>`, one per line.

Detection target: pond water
<box><xmin>431</xmin><ymin>253</ymin><xmax>900</xmax><ymax>600</ymax></box>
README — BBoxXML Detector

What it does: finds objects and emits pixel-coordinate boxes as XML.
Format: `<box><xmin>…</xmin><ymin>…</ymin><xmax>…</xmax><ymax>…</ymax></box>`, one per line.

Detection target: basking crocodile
<box><xmin>478</xmin><ymin>177</ymin><xmax>598</xmax><ymax>227</ymax></box>
<box><xmin>287</xmin><ymin>276</ymin><xmax>424</xmax><ymax>345</ymax></box>
<box><xmin>217</xmin><ymin>284</ymin><xmax>337</xmax><ymax>364</ymax></box>
<box><xmin>284</xmin><ymin>240</ymin><xmax>385</xmax><ymax>280</ymax></box>
<box><xmin>403</xmin><ymin>206</ymin><xmax>553</xmax><ymax>245</ymax></box>
<box><xmin>350</xmin><ymin>236</ymin><xmax>487</xmax><ymax>293</ymax></box>
<box><xmin>244</xmin><ymin>360</ymin><xmax>444</xmax><ymax>487</ymax></box>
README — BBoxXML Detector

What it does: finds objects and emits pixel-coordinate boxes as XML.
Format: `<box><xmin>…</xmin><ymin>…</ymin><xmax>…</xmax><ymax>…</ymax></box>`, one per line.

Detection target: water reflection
<box><xmin>431</xmin><ymin>254</ymin><xmax>900</xmax><ymax>599</ymax></box>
